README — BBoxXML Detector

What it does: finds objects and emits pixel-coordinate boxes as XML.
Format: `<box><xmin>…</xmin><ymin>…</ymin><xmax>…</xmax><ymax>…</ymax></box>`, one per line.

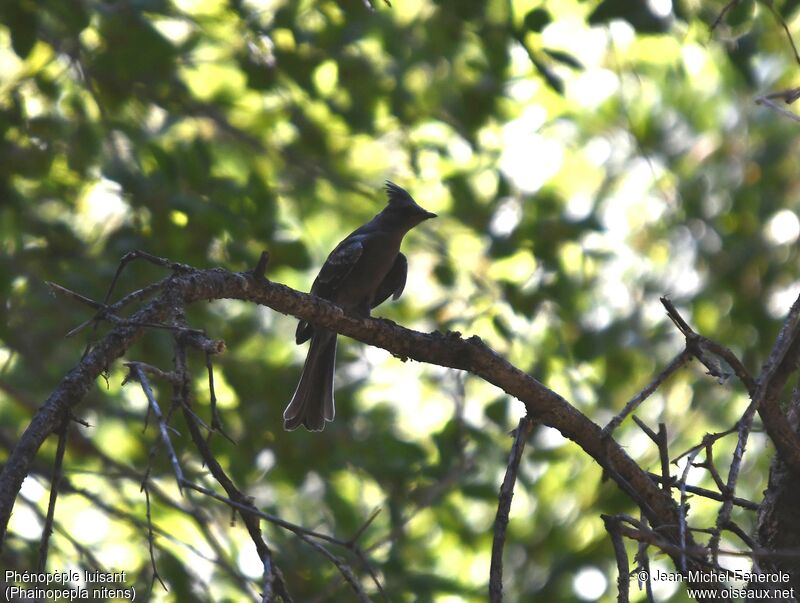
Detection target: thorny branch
<box><xmin>3</xmin><ymin>261</ymin><xmax>692</xmax><ymax>555</ymax></box>
<box><xmin>660</xmin><ymin>295</ymin><xmax>800</xmax><ymax>568</ymax></box>
<box><xmin>8</xmin><ymin>257</ymin><xmax>800</xmax><ymax>599</ymax></box>
<box><xmin>597</xmin><ymin>296</ymin><xmax>800</xmax><ymax>597</ymax></box>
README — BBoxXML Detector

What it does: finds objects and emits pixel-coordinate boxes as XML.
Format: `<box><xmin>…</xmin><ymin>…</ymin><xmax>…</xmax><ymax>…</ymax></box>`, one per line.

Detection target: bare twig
<box><xmin>489</xmin><ymin>417</ymin><xmax>534</xmax><ymax>602</ymax></box>
<box><xmin>661</xmin><ymin>297</ymin><xmax>754</xmax><ymax>388</ymax></box>
<box><xmin>293</xmin><ymin>532</ymin><xmax>372</xmax><ymax>603</ymax></box>
<box><xmin>71</xmin><ymin>251</ymin><xmax>192</xmax><ymax>357</ymax></box>
<box><xmin>603</xmin><ymin>349</ymin><xmax>691</xmax><ymax>436</ymax></box>
<box><xmin>614</xmin><ymin>523</ymin><xmax>715</xmax><ymax>564</ymax></box>
<box><xmin>645</xmin><ymin>472</ymin><xmax>757</xmax><ymax>510</ymax></box>
<box><xmin>46</xmin><ymin>281</ymin><xmax>106</xmax><ymax>310</ymax></box>
<box><xmin>603</xmin><ymin>515</ymin><xmax>630</xmax><ymax>603</ymax></box>
<box><xmin>349</xmin><ymin>508</ymin><xmax>382</xmax><ymax>547</ymax></box>
<box><xmin>660</xmin><ymin>297</ymin><xmax>694</xmax><ymax>336</ymax></box>
<box><xmin>36</xmin><ymin>418</ymin><xmax>68</xmax><ymax>572</ymax></box>
<box><xmin>632</xmin><ymin>415</ymin><xmax>658</xmax><ymax>441</ymax></box>
<box><xmin>173</xmin><ymin>334</ymin><xmax>292</xmax><ymax>602</ymax></box>
<box><xmin>183</xmin><ymin>474</ymin><xmax>390</xmax><ymax>600</ymax></box>
<box><xmin>762</xmin><ymin>1</ymin><xmax>800</xmax><ymax>66</ymax></box>
<box><xmin>316</xmin><ymin>505</ymin><xmax>390</xmax><ymax>603</ymax></box>
<box><xmin>710</xmin><ymin>0</ymin><xmax>741</xmax><ymax>32</ymax></box>
<box><xmin>125</xmin><ymin>363</ymin><xmax>185</xmax><ymax>492</ymax></box>
<box><xmin>203</xmin><ymin>349</ymin><xmax>235</xmax><ymax>445</ymax></box>
<box><xmin>709</xmin><ymin>410</ymin><xmax>759</xmax><ymax>563</ymax></box>
<box><xmin>181</xmin><ymin>331</ymin><xmax>226</xmax><ymax>355</ymax></box>
<box><xmin>110</xmin><ymin>278</ymin><xmax>172</xmax><ymax>310</ymax></box>
<box><xmin>633</xmin><ymin>513</ymin><xmax>655</xmax><ymax>603</ymax></box>
<box><xmin>698</xmin><ymin>440</ymin><xmax>726</xmax><ymax>493</ymax></box>
<box><xmin>656</xmin><ymin>423</ymin><xmax>671</xmax><ymax>494</ymax></box>
<box><xmin>182</xmin><ymin>481</ymin><xmax>341</xmax><ymax>545</ymax></box>
<box><xmin>260</xmin><ymin>554</ymin><xmax>274</xmax><ymax>603</ymax></box>
<box><xmin>677</xmin><ymin>445</ymin><xmax>703</xmax><ymax>573</ymax></box>
<box><xmin>103</xmin><ymin>249</ymin><xmax>196</xmax><ymax>308</ymax></box>
<box><xmin>616</xmin><ymin>522</ymin><xmax>800</xmax><ymax>561</ymax></box>
<box><xmin>724</xmin><ymin>520</ymin><xmax>759</xmax><ymax>551</ymax></box>
<box><xmin>49</xmin><ymin>280</ymin><xmax>204</xmax><ymax>339</ymax></box>
<box><xmin>19</xmin><ymin>492</ymin><xmax>108</xmax><ymax>574</ymax></box>
<box><xmin>352</xmin><ymin>547</ymin><xmax>391</xmax><ymax>603</ymax></box>
<box><xmin>659</xmin><ymin>294</ymin><xmax>800</xmax><ymax>566</ymax></box>
<box><xmin>252</xmin><ymin>251</ymin><xmax>270</xmax><ymax>279</ymax></box>
<box><xmin>755</xmin><ymin>96</ymin><xmax>800</xmax><ymax>123</ymax></box>
<box><xmin>671</xmin><ymin>427</ymin><xmax>738</xmax><ymax>464</ymax></box>
<box><xmin>762</xmin><ymin>88</ymin><xmax>800</xmax><ymax>104</ymax></box>
<box><xmin>143</xmin><ymin>484</ymin><xmax>168</xmax><ymax>591</ymax></box>
<box><xmin>0</xmin><ymin>422</ymin><xmax>223</xmax><ymax>570</ymax></box>
<box><xmin>65</xmin><ymin>279</ymin><xmax>169</xmax><ymax>338</ymax></box>
<box><xmin>690</xmin><ymin>336</ymin><xmax>756</xmax><ymax>392</ymax></box>
<box><xmin>125</xmin><ymin>361</ymin><xmax>181</xmax><ymax>385</ymax></box>
<box><xmin>630</xmin><ymin>417</ymin><xmax>673</xmax><ymax>496</ymax></box>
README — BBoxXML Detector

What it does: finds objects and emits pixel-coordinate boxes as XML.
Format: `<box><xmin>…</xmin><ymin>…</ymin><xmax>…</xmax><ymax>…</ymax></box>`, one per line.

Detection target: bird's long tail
<box><xmin>283</xmin><ymin>329</ymin><xmax>337</xmax><ymax>431</ymax></box>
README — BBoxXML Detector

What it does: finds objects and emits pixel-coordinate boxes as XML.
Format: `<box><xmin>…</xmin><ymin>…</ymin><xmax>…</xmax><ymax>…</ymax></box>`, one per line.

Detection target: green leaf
<box><xmin>588</xmin><ymin>0</ymin><xmax>669</xmax><ymax>33</ymax></box>
<box><xmin>41</xmin><ymin>0</ymin><xmax>89</xmax><ymax>35</ymax></box>
<box><xmin>531</xmin><ymin>54</ymin><xmax>564</xmax><ymax>94</ymax></box>
<box><xmin>725</xmin><ymin>0</ymin><xmax>755</xmax><ymax>28</ymax></box>
<box><xmin>6</xmin><ymin>3</ymin><xmax>38</xmax><ymax>59</ymax></box>
<box><xmin>543</xmin><ymin>48</ymin><xmax>583</xmax><ymax>69</ymax></box>
<box><xmin>524</xmin><ymin>7</ymin><xmax>551</xmax><ymax>32</ymax></box>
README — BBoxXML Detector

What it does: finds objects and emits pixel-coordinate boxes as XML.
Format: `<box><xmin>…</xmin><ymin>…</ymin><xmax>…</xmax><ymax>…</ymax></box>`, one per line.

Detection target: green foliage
<box><xmin>2</xmin><ymin>0</ymin><xmax>800</xmax><ymax>601</ymax></box>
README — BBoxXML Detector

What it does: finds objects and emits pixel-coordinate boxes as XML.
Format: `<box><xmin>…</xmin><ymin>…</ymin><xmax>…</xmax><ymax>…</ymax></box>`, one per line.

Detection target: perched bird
<box><xmin>283</xmin><ymin>182</ymin><xmax>436</xmax><ymax>431</ymax></box>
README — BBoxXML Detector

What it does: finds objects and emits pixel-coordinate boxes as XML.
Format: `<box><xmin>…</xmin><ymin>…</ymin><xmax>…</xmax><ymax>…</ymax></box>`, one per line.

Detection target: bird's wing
<box><xmin>296</xmin><ymin>237</ymin><xmax>364</xmax><ymax>344</ymax></box>
<box><xmin>372</xmin><ymin>252</ymin><xmax>407</xmax><ymax>309</ymax></box>
<box><xmin>315</xmin><ymin>237</ymin><xmax>364</xmax><ymax>290</ymax></box>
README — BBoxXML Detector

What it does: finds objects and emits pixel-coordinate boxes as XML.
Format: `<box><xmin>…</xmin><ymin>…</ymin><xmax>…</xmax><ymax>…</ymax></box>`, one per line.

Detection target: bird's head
<box><xmin>384</xmin><ymin>181</ymin><xmax>437</xmax><ymax>226</ymax></box>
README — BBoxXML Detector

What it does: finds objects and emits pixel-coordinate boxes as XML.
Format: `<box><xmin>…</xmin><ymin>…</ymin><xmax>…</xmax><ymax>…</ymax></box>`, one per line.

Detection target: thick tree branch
<box><xmin>750</xmin><ymin>293</ymin><xmax>800</xmax><ymax>471</ymax></box>
<box><xmin>0</xmin><ymin>264</ymin><xmax>714</xmax><ymax>587</ymax></box>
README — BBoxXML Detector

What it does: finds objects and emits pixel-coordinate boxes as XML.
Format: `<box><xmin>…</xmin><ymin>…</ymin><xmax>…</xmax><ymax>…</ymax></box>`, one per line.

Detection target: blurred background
<box><xmin>2</xmin><ymin>0</ymin><xmax>800</xmax><ymax>600</ymax></box>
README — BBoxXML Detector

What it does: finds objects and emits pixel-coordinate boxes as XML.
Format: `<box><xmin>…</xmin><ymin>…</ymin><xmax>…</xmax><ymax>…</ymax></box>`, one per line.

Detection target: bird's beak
<box><xmin>421</xmin><ymin>209</ymin><xmax>437</xmax><ymax>220</ymax></box>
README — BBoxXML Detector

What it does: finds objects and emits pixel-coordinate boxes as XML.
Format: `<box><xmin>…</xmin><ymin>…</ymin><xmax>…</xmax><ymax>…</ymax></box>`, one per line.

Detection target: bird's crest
<box><xmin>384</xmin><ymin>181</ymin><xmax>416</xmax><ymax>208</ymax></box>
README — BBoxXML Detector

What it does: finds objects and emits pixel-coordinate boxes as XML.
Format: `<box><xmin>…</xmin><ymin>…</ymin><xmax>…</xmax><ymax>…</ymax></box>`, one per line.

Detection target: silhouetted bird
<box><xmin>283</xmin><ymin>182</ymin><xmax>436</xmax><ymax>431</ymax></box>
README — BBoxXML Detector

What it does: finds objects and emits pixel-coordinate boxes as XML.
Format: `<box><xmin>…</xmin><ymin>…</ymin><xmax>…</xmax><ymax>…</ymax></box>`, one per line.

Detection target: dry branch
<box><xmin>489</xmin><ymin>417</ymin><xmax>534</xmax><ymax>602</ymax></box>
<box><xmin>0</xmin><ymin>261</ymin><xmax>738</xmax><ymax>593</ymax></box>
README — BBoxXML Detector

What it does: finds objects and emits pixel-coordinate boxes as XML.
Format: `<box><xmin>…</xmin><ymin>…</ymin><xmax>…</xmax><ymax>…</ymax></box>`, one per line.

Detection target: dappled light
<box><xmin>3</xmin><ymin>0</ymin><xmax>800</xmax><ymax>601</ymax></box>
